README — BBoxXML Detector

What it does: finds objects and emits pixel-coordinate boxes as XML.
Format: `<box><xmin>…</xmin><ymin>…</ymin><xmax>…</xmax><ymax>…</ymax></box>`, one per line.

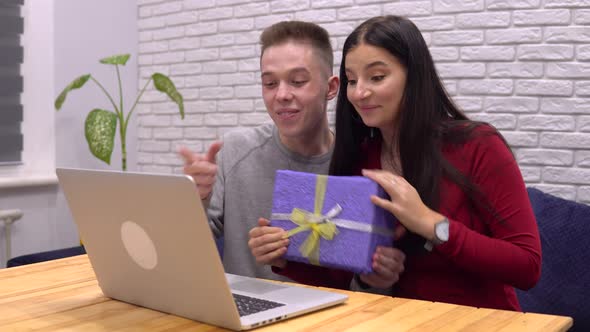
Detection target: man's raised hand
<box><xmin>179</xmin><ymin>141</ymin><xmax>223</xmax><ymax>200</ymax></box>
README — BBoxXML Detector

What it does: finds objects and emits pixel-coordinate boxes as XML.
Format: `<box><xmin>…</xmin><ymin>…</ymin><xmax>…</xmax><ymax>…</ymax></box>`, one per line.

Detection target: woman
<box><xmin>249</xmin><ymin>15</ymin><xmax>541</xmax><ymax>311</ymax></box>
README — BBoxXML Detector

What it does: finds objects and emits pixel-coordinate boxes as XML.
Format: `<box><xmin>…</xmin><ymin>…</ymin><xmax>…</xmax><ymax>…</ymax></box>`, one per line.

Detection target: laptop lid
<box><xmin>56</xmin><ymin>168</ymin><xmax>347</xmax><ymax>330</ymax></box>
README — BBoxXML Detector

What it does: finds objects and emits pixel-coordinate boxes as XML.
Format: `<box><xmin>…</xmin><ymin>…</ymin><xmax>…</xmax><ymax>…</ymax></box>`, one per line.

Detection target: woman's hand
<box><xmin>359</xmin><ymin>246</ymin><xmax>405</xmax><ymax>288</ymax></box>
<box><xmin>362</xmin><ymin>169</ymin><xmax>444</xmax><ymax>241</ymax></box>
<box><xmin>248</xmin><ymin>218</ymin><xmax>289</xmax><ymax>268</ymax></box>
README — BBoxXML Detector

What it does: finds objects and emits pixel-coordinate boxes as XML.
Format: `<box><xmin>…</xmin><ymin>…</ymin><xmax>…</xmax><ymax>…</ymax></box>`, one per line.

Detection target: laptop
<box><xmin>56</xmin><ymin>168</ymin><xmax>348</xmax><ymax>331</ymax></box>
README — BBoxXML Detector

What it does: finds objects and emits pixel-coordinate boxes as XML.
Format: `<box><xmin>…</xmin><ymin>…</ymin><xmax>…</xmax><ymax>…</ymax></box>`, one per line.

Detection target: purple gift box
<box><xmin>270</xmin><ymin>170</ymin><xmax>396</xmax><ymax>274</ymax></box>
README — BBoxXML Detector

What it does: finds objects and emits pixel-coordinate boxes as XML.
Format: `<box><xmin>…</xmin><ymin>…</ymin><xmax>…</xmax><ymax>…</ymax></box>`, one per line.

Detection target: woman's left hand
<box><xmin>362</xmin><ymin>169</ymin><xmax>443</xmax><ymax>241</ymax></box>
<box><xmin>359</xmin><ymin>246</ymin><xmax>405</xmax><ymax>289</ymax></box>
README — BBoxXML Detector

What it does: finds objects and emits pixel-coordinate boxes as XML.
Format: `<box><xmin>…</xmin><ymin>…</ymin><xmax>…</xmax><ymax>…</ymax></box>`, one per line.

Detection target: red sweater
<box><xmin>275</xmin><ymin>129</ymin><xmax>541</xmax><ymax>311</ymax></box>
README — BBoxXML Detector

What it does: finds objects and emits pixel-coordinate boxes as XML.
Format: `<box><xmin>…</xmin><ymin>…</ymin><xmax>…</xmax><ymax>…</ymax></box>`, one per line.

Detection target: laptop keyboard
<box><xmin>232</xmin><ymin>293</ymin><xmax>285</xmax><ymax>317</ymax></box>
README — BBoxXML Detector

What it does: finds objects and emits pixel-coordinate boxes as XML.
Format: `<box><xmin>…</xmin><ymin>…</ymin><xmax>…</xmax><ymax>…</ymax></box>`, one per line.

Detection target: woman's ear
<box><xmin>326</xmin><ymin>75</ymin><xmax>340</xmax><ymax>100</ymax></box>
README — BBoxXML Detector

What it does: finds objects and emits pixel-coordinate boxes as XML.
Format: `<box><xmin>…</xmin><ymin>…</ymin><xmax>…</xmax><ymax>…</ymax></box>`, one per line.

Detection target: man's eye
<box><xmin>292</xmin><ymin>80</ymin><xmax>307</xmax><ymax>86</ymax></box>
<box><xmin>263</xmin><ymin>81</ymin><xmax>277</xmax><ymax>88</ymax></box>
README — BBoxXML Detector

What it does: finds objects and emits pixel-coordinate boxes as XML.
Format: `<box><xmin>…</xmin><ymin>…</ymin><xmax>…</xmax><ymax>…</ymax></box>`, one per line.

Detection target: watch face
<box><xmin>435</xmin><ymin>219</ymin><xmax>450</xmax><ymax>242</ymax></box>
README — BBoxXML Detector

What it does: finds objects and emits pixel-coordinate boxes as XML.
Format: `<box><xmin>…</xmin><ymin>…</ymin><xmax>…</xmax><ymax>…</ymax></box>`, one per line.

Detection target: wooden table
<box><xmin>0</xmin><ymin>255</ymin><xmax>572</xmax><ymax>331</ymax></box>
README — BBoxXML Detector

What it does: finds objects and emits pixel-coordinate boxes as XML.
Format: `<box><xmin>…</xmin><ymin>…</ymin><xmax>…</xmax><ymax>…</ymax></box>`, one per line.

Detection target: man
<box><xmin>179</xmin><ymin>21</ymin><xmax>339</xmax><ymax>281</ymax></box>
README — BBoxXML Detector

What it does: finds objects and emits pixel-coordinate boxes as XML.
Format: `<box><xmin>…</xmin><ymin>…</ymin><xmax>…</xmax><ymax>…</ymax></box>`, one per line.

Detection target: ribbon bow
<box><xmin>284</xmin><ymin>175</ymin><xmax>339</xmax><ymax>265</ymax></box>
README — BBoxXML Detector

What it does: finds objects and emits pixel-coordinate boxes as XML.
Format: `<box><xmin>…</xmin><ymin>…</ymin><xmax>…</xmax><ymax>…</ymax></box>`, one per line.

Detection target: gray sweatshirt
<box><xmin>207</xmin><ymin>123</ymin><xmax>332</xmax><ymax>281</ymax></box>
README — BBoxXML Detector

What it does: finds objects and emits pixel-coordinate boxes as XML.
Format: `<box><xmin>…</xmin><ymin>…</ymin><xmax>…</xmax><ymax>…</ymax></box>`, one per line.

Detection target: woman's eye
<box><xmin>263</xmin><ymin>81</ymin><xmax>277</xmax><ymax>88</ymax></box>
<box><xmin>371</xmin><ymin>75</ymin><xmax>385</xmax><ymax>82</ymax></box>
<box><xmin>347</xmin><ymin>79</ymin><xmax>357</xmax><ymax>86</ymax></box>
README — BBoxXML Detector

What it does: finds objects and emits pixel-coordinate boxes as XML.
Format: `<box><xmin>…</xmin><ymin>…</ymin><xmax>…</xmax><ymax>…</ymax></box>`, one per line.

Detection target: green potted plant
<box><xmin>54</xmin><ymin>54</ymin><xmax>184</xmax><ymax>171</ymax></box>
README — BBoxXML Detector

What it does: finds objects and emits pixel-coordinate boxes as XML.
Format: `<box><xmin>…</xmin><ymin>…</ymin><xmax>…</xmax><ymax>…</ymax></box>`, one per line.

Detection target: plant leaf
<box><xmin>99</xmin><ymin>54</ymin><xmax>130</xmax><ymax>65</ymax></box>
<box><xmin>85</xmin><ymin>109</ymin><xmax>118</xmax><ymax>165</ymax></box>
<box><xmin>54</xmin><ymin>74</ymin><xmax>91</xmax><ymax>110</ymax></box>
<box><xmin>152</xmin><ymin>73</ymin><xmax>184</xmax><ymax>119</ymax></box>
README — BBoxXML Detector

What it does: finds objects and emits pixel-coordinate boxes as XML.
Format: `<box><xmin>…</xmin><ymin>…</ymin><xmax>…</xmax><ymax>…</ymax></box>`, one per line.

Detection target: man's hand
<box><xmin>179</xmin><ymin>141</ymin><xmax>223</xmax><ymax>200</ymax></box>
<box><xmin>248</xmin><ymin>218</ymin><xmax>289</xmax><ymax>268</ymax></box>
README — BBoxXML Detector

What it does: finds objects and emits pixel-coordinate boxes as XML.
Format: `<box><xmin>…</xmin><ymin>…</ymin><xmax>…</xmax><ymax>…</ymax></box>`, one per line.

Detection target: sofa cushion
<box><xmin>6</xmin><ymin>246</ymin><xmax>86</xmax><ymax>268</ymax></box>
<box><xmin>516</xmin><ymin>188</ymin><xmax>590</xmax><ymax>332</ymax></box>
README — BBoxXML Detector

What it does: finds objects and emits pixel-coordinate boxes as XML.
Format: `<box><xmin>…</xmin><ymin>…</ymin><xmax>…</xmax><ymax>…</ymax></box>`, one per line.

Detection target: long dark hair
<box><xmin>330</xmin><ymin>16</ymin><xmax>508</xmax><ymax>237</ymax></box>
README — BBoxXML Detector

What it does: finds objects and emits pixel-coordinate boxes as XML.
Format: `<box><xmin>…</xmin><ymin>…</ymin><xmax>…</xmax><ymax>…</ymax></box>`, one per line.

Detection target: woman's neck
<box><xmin>380</xmin><ymin>130</ymin><xmax>402</xmax><ymax>175</ymax></box>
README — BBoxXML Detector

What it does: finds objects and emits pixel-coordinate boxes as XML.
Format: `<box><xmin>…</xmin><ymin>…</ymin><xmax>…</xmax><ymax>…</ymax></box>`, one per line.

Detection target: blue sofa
<box><xmin>7</xmin><ymin>245</ymin><xmax>86</xmax><ymax>268</ymax></box>
<box><xmin>516</xmin><ymin>188</ymin><xmax>590</xmax><ymax>332</ymax></box>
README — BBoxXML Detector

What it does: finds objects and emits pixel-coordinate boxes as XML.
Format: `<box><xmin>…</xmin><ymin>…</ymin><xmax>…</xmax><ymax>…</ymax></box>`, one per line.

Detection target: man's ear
<box><xmin>326</xmin><ymin>75</ymin><xmax>339</xmax><ymax>101</ymax></box>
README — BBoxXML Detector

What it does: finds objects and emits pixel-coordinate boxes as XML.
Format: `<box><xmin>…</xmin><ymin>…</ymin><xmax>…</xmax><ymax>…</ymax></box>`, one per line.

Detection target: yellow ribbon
<box><xmin>285</xmin><ymin>175</ymin><xmax>339</xmax><ymax>265</ymax></box>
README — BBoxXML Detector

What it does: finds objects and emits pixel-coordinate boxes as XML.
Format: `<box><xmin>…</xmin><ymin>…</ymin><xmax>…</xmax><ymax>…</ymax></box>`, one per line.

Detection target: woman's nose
<box><xmin>352</xmin><ymin>82</ymin><xmax>371</xmax><ymax>100</ymax></box>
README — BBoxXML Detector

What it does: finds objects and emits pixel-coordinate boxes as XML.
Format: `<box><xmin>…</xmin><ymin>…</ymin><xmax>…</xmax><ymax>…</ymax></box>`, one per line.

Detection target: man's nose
<box><xmin>276</xmin><ymin>82</ymin><xmax>293</xmax><ymax>101</ymax></box>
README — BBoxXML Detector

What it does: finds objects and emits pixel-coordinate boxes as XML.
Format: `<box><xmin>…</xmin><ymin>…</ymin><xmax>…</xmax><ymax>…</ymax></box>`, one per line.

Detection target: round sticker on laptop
<box><xmin>121</xmin><ymin>220</ymin><xmax>158</xmax><ymax>270</ymax></box>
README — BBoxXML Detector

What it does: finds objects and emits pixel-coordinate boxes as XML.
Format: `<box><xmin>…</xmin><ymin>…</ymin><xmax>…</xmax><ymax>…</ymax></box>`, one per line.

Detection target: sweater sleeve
<box><xmin>272</xmin><ymin>262</ymin><xmax>353</xmax><ymax>290</ymax></box>
<box><xmin>206</xmin><ymin>140</ymin><xmax>226</xmax><ymax>238</ymax></box>
<box><xmin>435</xmin><ymin>133</ymin><xmax>542</xmax><ymax>290</ymax></box>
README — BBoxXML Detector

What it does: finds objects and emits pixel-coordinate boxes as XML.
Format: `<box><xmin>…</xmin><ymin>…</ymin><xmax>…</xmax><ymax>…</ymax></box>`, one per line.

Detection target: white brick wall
<box><xmin>137</xmin><ymin>0</ymin><xmax>590</xmax><ymax>203</ymax></box>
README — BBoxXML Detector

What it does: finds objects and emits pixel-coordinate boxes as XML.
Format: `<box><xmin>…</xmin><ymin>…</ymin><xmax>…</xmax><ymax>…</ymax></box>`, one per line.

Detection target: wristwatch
<box><xmin>431</xmin><ymin>217</ymin><xmax>450</xmax><ymax>246</ymax></box>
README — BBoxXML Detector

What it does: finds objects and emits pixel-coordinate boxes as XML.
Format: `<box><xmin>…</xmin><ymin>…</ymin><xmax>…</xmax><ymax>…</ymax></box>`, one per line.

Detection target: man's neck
<box><xmin>278</xmin><ymin>123</ymin><xmax>334</xmax><ymax>157</ymax></box>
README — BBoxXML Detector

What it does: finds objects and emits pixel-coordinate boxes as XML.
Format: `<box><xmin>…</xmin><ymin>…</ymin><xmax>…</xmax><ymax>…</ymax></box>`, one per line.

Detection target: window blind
<box><xmin>0</xmin><ymin>0</ymin><xmax>24</xmax><ymax>164</ymax></box>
